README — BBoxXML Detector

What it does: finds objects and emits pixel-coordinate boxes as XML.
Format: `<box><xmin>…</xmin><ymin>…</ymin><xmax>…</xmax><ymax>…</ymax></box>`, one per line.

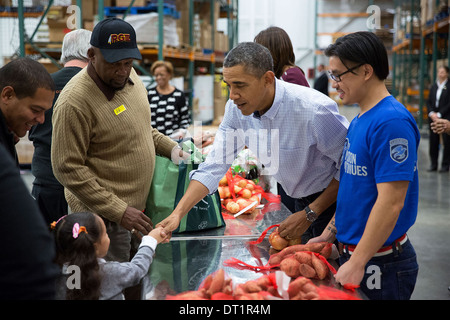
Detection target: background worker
<box><xmin>29</xmin><ymin>29</ymin><xmax>92</xmax><ymax>224</ymax></box>
<box><xmin>0</xmin><ymin>57</ymin><xmax>54</xmax><ymax>165</ymax></box>
<box><xmin>431</xmin><ymin>117</ymin><xmax>450</xmax><ymax>135</ymax></box>
<box><xmin>314</xmin><ymin>64</ymin><xmax>329</xmax><ymax>96</ymax></box>
<box><xmin>148</xmin><ymin>60</ymin><xmax>191</xmax><ymax>138</ymax></box>
<box><xmin>312</xmin><ymin>31</ymin><xmax>419</xmax><ymax>300</ymax></box>
<box><xmin>426</xmin><ymin>65</ymin><xmax>450</xmax><ymax>172</ymax></box>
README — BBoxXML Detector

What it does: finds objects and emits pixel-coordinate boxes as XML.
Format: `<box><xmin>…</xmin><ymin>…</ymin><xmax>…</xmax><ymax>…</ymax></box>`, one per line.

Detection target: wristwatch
<box><xmin>304</xmin><ymin>206</ymin><xmax>318</xmax><ymax>223</ymax></box>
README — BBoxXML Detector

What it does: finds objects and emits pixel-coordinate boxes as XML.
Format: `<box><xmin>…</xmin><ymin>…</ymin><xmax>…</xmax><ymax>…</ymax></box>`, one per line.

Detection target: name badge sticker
<box><xmin>114</xmin><ymin>104</ymin><xmax>127</xmax><ymax>115</ymax></box>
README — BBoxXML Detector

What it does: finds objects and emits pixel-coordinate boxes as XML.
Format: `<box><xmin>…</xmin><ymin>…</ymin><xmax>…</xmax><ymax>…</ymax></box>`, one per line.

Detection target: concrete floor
<box><xmin>18</xmin><ymin>105</ymin><xmax>450</xmax><ymax>300</ymax></box>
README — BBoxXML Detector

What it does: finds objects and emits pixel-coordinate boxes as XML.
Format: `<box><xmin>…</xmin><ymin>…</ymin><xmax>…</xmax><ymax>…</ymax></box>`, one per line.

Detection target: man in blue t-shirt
<box><xmin>311</xmin><ymin>31</ymin><xmax>420</xmax><ymax>300</ymax></box>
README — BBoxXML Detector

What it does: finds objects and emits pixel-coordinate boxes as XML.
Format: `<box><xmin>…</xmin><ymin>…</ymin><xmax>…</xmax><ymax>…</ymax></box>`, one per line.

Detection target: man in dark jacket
<box><xmin>0</xmin><ymin>143</ymin><xmax>59</xmax><ymax>299</ymax></box>
<box><xmin>314</xmin><ymin>64</ymin><xmax>329</xmax><ymax>96</ymax></box>
<box><xmin>29</xmin><ymin>29</ymin><xmax>91</xmax><ymax>224</ymax></box>
<box><xmin>426</xmin><ymin>65</ymin><xmax>450</xmax><ymax>172</ymax></box>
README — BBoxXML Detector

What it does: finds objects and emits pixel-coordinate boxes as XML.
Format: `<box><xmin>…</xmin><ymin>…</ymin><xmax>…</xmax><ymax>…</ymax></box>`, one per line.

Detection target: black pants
<box><xmin>294</xmin><ymin>190</ymin><xmax>336</xmax><ymax>244</ymax></box>
<box><xmin>277</xmin><ymin>183</ymin><xmax>296</xmax><ymax>213</ymax></box>
<box><xmin>31</xmin><ymin>184</ymin><xmax>68</xmax><ymax>225</ymax></box>
<box><xmin>429</xmin><ymin>125</ymin><xmax>450</xmax><ymax>169</ymax></box>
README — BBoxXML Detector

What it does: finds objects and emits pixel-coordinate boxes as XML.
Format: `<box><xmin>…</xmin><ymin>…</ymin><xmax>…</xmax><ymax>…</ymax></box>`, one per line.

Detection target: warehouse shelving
<box><xmin>392</xmin><ymin>0</ymin><xmax>449</xmax><ymax>129</ymax></box>
<box><xmin>7</xmin><ymin>0</ymin><xmax>238</xmax><ymax>124</ymax></box>
<box><xmin>313</xmin><ymin>0</ymin><xmax>395</xmax><ymax>104</ymax></box>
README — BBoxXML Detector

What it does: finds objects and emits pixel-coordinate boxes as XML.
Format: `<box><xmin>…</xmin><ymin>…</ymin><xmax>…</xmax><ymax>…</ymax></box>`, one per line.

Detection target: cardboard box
<box><xmin>427</xmin><ymin>0</ymin><xmax>436</xmax><ymax>21</ymax></box>
<box><xmin>47</xmin><ymin>18</ymin><xmax>71</xmax><ymax>42</ymax></box>
<box><xmin>11</xmin><ymin>0</ymin><xmax>40</xmax><ymax>7</ymax></box>
<box><xmin>197</xmin><ymin>1</ymin><xmax>219</xmax><ymax>28</ymax></box>
<box><xmin>177</xmin><ymin>7</ymin><xmax>190</xmax><ymax>46</ymax></box>
<box><xmin>83</xmin><ymin>19</ymin><xmax>94</xmax><ymax>31</ymax></box>
<box><xmin>201</xmin><ymin>23</ymin><xmax>212</xmax><ymax>49</ymax></box>
<box><xmin>215</xmin><ymin>31</ymin><xmax>229</xmax><ymax>52</ymax></box>
<box><xmin>116</xmin><ymin>0</ymin><xmax>147</xmax><ymax>6</ymax></box>
<box><xmin>47</xmin><ymin>6</ymin><xmax>67</xmax><ymax>20</ymax></box>
<box><xmin>125</xmin><ymin>12</ymin><xmax>179</xmax><ymax>47</ymax></box>
<box><xmin>421</xmin><ymin>0</ymin><xmax>428</xmax><ymax>26</ymax></box>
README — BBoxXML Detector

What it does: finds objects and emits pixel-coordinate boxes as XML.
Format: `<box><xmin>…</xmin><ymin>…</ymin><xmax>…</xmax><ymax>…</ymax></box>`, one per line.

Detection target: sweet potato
<box><xmin>233</xmin><ymin>284</ymin><xmax>246</xmax><ymax>297</ymax></box>
<box><xmin>288</xmin><ymin>276</ymin><xmax>319</xmax><ymax>300</ymax></box>
<box><xmin>303</xmin><ymin>242</ymin><xmax>327</xmax><ymax>253</ymax></box>
<box><xmin>294</xmin><ymin>251</ymin><xmax>312</xmax><ymax>265</ymax></box>
<box><xmin>280</xmin><ymin>256</ymin><xmax>300</xmax><ymax>278</ymax></box>
<box><xmin>238</xmin><ymin>292</ymin><xmax>266</xmax><ymax>300</ymax></box>
<box><xmin>311</xmin><ymin>253</ymin><xmax>328</xmax><ymax>280</ymax></box>
<box><xmin>211</xmin><ymin>292</ymin><xmax>234</xmax><ymax>300</ymax></box>
<box><xmin>207</xmin><ymin>268</ymin><xmax>225</xmax><ymax>296</ymax></box>
<box><xmin>268</xmin><ymin>252</ymin><xmax>293</xmax><ymax>266</ymax></box>
<box><xmin>287</xmin><ymin>276</ymin><xmax>312</xmax><ymax>298</ymax></box>
<box><xmin>274</xmin><ymin>242</ymin><xmax>325</xmax><ymax>258</ymax></box>
<box><xmin>201</xmin><ymin>274</ymin><xmax>213</xmax><ymax>291</ymax></box>
<box><xmin>242</xmin><ymin>280</ymin><xmax>263</xmax><ymax>293</ymax></box>
<box><xmin>302</xmin><ymin>282</ymin><xmax>319</xmax><ymax>294</ymax></box>
<box><xmin>269</xmin><ymin>242</ymin><xmax>332</xmax><ymax>264</ymax></box>
<box><xmin>222</xmin><ymin>278</ymin><xmax>233</xmax><ymax>295</ymax></box>
<box><xmin>287</xmin><ymin>238</ymin><xmax>302</xmax><ymax>246</ymax></box>
<box><xmin>255</xmin><ymin>275</ymin><xmax>271</xmax><ymax>290</ymax></box>
<box><xmin>319</xmin><ymin>242</ymin><xmax>333</xmax><ymax>259</ymax></box>
<box><xmin>166</xmin><ymin>291</ymin><xmax>207</xmax><ymax>300</ymax></box>
<box><xmin>267</xmin><ymin>286</ymin><xmax>279</xmax><ymax>297</ymax></box>
<box><xmin>299</xmin><ymin>263</ymin><xmax>317</xmax><ymax>279</ymax></box>
<box><xmin>303</xmin><ymin>290</ymin><xmax>319</xmax><ymax>300</ymax></box>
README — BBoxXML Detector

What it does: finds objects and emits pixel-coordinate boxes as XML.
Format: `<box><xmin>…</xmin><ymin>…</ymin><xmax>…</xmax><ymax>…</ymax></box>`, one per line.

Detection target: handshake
<box><xmin>148</xmin><ymin>226</ymin><xmax>172</xmax><ymax>244</ymax></box>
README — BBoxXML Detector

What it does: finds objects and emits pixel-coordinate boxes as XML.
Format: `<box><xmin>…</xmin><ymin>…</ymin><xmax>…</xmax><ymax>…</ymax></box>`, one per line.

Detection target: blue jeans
<box><xmin>339</xmin><ymin>238</ymin><xmax>419</xmax><ymax>300</ymax></box>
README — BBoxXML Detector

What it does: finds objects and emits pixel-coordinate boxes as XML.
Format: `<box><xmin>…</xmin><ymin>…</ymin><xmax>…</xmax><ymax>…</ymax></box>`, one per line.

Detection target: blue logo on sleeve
<box><xmin>390</xmin><ymin>138</ymin><xmax>408</xmax><ymax>163</ymax></box>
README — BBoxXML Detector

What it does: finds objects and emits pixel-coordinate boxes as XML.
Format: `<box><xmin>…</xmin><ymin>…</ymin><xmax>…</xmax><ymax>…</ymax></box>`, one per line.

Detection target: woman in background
<box><xmin>254</xmin><ymin>26</ymin><xmax>309</xmax><ymax>87</ymax></box>
<box><xmin>148</xmin><ymin>60</ymin><xmax>191</xmax><ymax>137</ymax></box>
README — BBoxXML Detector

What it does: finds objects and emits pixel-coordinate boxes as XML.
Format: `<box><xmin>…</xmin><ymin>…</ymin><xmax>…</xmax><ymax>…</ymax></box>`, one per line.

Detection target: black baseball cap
<box><xmin>90</xmin><ymin>17</ymin><xmax>142</xmax><ymax>63</ymax></box>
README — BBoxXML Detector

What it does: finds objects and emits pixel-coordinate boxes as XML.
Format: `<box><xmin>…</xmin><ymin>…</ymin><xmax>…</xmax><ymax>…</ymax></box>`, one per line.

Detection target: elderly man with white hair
<box><xmin>29</xmin><ymin>28</ymin><xmax>92</xmax><ymax>225</ymax></box>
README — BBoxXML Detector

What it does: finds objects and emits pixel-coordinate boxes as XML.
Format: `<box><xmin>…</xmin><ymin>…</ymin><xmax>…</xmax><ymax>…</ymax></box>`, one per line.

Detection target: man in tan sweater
<box><xmin>51</xmin><ymin>18</ymin><xmax>177</xmax><ymax>262</ymax></box>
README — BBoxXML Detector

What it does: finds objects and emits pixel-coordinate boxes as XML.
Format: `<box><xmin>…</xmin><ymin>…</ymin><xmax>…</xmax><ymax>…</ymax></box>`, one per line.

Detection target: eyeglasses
<box><xmin>328</xmin><ymin>63</ymin><xmax>364</xmax><ymax>82</ymax></box>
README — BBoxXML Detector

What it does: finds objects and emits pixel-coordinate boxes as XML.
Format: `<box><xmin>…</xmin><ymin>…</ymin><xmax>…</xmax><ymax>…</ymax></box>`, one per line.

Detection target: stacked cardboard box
<box><xmin>47</xmin><ymin>6</ymin><xmax>71</xmax><ymax>42</ymax></box>
<box><xmin>420</xmin><ymin>0</ymin><xmax>449</xmax><ymax>28</ymax></box>
<box><xmin>125</xmin><ymin>12</ymin><xmax>179</xmax><ymax>47</ymax></box>
<box><xmin>175</xmin><ymin>0</ymin><xmax>227</xmax><ymax>52</ymax></box>
<box><xmin>215</xmin><ymin>30</ymin><xmax>228</xmax><ymax>52</ymax></box>
<box><xmin>116</xmin><ymin>0</ymin><xmax>147</xmax><ymax>6</ymax></box>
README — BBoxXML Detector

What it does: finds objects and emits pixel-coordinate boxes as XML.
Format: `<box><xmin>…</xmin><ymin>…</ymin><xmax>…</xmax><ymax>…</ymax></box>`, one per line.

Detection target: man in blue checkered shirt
<box><xmin>157</xmin><ymin>42</ymin><xmax>349</xmax><ymax>242</ymax></box>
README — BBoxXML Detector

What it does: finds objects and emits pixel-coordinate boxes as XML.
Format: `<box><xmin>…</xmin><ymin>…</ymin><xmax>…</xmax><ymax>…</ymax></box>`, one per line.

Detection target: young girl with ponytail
<box><xmin>52</xmin><ymin>211</ymin><xmax>166</xmax><ymax>300</ymax></box>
